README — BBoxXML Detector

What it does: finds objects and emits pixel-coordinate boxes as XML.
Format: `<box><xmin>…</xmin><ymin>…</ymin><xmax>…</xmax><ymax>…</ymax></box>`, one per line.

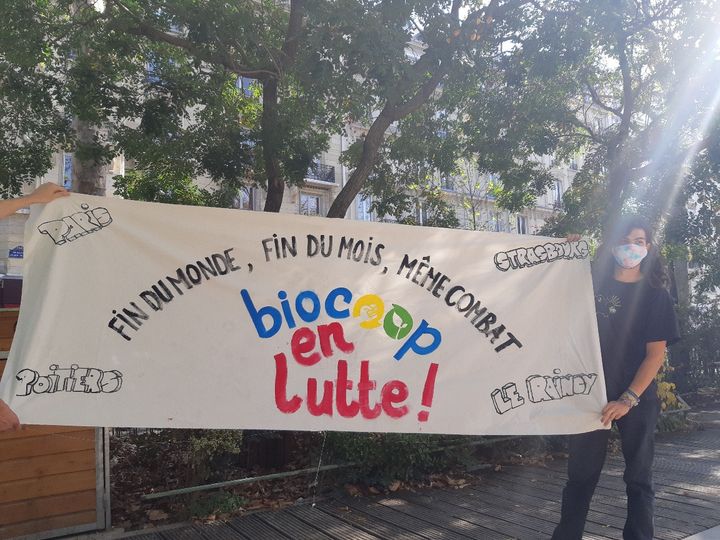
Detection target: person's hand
<box><xmin>26</xmin><ymin>183</ymin><xmax>69</xmax><ymax>205</ymax></box>
<box><xmin>0</xmin><ymin>399</ymin><xmax>20</xmax><ymax>433</ymax></box>
<box><xmin>601</xmin><ymin>400</ymin><xmax>630</xmax><ymax>426</ymax></box>
<box><xmin>566</xmin><ymin>233</ymin><xmax>582</xmax><ymax>242</ymax></box>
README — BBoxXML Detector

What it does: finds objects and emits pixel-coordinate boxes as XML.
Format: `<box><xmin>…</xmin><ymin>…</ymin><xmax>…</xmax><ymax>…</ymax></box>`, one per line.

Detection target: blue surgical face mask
<box><xmin>612</xmin><ymin>244</ymin><xmax>648</xmax><ymax>269</ymax></box>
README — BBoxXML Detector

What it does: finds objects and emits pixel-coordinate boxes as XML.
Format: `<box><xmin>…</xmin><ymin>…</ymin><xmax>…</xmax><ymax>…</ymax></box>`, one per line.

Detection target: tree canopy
<box><xmin>0</xmin><ymin>0</ymin><xmax>591</xmax><ymax>213</ymax></box>
<box><xmin>539</xmin><ymin>0</ymin><xmax>720</xmax><ymax>237</ymax></box>
<box><xmin>0</xmin><ymin>0</ymin><xmax>717</xmax><ymax>235</ymax></box>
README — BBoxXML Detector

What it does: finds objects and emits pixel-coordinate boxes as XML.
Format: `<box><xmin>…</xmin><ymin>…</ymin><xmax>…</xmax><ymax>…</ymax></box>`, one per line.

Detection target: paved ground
<box><xmin>121</xmin><ymin>409</ymin><xmax>720</xmax><ymax>540</ymax></box>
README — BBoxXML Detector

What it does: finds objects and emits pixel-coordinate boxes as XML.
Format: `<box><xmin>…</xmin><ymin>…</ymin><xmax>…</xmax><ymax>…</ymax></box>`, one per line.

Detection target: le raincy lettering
<box><xmin>491</xmin><ymin>369</ymin><xmax>598</xmax><ymax>415</ymax></box>
<box><xmin>108</xmin><ymin>248</ymin><xmax>241</xmax><ymax>341</ymax></box>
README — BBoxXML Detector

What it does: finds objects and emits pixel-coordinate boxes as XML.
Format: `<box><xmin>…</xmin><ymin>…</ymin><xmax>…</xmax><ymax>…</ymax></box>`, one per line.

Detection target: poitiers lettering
<box><xmin>16</xmin><ymin>364</ymin><xmax>123</xmax><ymax>395</ymax></box>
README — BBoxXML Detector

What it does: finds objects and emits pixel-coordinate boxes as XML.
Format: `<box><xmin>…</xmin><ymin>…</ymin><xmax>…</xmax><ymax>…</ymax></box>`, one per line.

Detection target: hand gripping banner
<box><xmin>0</xmin><ymin>195</ymin><xmax>606</xmax><ymax>434</ymax></box>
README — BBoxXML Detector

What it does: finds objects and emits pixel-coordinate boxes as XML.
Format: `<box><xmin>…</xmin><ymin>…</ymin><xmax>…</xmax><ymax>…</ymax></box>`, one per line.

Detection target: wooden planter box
<box><xmin>0</xmin><ymin>309</ymin><xmax>109</xmax><ymax>539</ymax></box>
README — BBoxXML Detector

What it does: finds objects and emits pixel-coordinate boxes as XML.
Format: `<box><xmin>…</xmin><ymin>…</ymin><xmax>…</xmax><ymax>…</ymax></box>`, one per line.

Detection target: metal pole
<box><xmin>141</xmin><ymin>463</ymin><xmax>354</xmax><ymax>501</ymax></box>
<box><xmin>140</xmin><ymin>435</ymin><xmax>524</xmax><ymax>501</ymax></box>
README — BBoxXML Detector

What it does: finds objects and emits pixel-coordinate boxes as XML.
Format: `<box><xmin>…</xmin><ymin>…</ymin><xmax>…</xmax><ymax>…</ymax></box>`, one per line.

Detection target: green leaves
<box><xmin>113</xmin><ymin>169</ymin><xmax>213</xmax><ymax>207</ymax></box>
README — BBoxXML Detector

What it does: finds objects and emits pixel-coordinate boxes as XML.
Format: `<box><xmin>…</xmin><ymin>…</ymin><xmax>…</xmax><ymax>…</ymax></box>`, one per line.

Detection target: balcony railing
<box><xmin>306</xmin><ymin>163</ymin><xmax>336</xmax><ymax>183</ymax></box>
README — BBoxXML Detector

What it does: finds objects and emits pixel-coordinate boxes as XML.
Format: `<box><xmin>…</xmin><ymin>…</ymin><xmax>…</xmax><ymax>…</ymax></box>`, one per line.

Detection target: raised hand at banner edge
<box><xmin>0</xmin><ymin>182</ymin><xmax>69</xmax><ymax>220</ymax></box>
<box><xmin>26</xmin><ymin>183</ymin><xmax>70</xmax><ymax>205</ymax></box>
<box><xmin>0</xmin><ymin>399</ymin><xmax>21</xmax><ymax>433</ymax></box>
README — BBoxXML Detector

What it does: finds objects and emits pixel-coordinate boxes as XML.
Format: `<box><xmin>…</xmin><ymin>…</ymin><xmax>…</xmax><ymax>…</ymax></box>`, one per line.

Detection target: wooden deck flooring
<box><xmin>122</xmin><ymin>409</ymin><xmax>720</xmax><ymax>540</ymax></box>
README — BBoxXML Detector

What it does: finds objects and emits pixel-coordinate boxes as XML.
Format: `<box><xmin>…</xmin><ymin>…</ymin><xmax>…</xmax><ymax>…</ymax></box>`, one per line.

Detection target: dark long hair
<box><xmin>593</xmin><ymin>216</ymin><xmax>669</xmax><ymax>289</ymax></box>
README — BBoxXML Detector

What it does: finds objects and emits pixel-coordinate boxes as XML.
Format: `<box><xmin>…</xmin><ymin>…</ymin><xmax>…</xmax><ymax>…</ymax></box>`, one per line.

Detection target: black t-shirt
<box><xmin>594</xmin><ymin>277</ymin><xmax>680</xmax><ymax>400</ymax></box>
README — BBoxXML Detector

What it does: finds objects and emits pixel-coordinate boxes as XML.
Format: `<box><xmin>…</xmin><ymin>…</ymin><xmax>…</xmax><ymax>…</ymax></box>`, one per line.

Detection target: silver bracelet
<box><xmin>619</xmin><ymin>390</ymin><xmax>640</xmax><ymax>408</ymax></box>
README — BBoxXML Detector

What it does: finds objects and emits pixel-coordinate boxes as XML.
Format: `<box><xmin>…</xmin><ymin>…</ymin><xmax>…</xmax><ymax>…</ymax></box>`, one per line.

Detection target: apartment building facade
<box><xmin>0</xmin><ymin>128</ymin><xmax>579</xmax><ymax>285</ymax></box>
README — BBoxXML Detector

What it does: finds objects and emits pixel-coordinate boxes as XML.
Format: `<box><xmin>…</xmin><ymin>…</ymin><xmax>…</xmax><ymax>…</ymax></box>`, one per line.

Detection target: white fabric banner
<box><xmin>0</xmin><ymin>195</ymin><xmax>606</xmax><ymax>434</ymax></box>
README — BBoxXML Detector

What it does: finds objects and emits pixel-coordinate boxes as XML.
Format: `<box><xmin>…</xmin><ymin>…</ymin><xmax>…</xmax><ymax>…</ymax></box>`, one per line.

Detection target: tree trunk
<box><xmin>71</xmin><ymin>15</ymin><xmax>107</xmax><ymax>197</ymax></box>
<box><xmin>665</xmin><ymin>191</ymin><xmax>692</xmax><ymax>392</ymax></box>
<box><xmin>72</xmin><ymin>119</ymin><xmax>107</xmax><ymax>196</ymax></box>
<box><xmin>601</xmin><ymin>30</ymin><xmax>634</xmax><ymax>238</ymax></box>
<box><xmin>601</xmin><ymin>137</ymin><xmax>631</xmax><ymax>236</ymax></box>
<box><xmin>668</xmin><ymin>255</ymin><xmax>692</xmax><ymax>391</ymax></box>
<box><xmin>326</xmin><ymin>113</ymin><xmax>393</xmax><ymax>218</ymax></box>
<box><xmin>262</xmin><ymin>79</ymin><xmax>284</xmax><ymax>212</ymax></box>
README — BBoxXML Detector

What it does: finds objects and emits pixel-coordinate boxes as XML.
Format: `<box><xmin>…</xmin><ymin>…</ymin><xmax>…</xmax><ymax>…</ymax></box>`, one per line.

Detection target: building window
<box><xmin>300</xmin><ymin>193</ymin><xmax>321</xmax><ymax>216</ymax></box>
<box><xmin>357</xmin><ymin>195</ymin><xmax>373</xmax><ymax>221</ymax></box>
<box><xmin>494</xmin><ymin>211</ymin><xmax>504</xmax><ymax>232</ymax></box>
<box><xmin>416</xmin><ymin>201</ymin><xmax>429</xmax><ymax>226</ymax></box>
<box><xmin>486</xmin><ymin>172</ymin><xmax>499</xmax><ymax>200</ymax></box>
<box><xmin>595</xmin><ymin>115</ymin><xmax>610</xmax><ymax>132</ymax></box>
<box><xmin>516</xmin><ymin>215</ymin><xmax>528</xmax><ymax>235</ymax></box>
<box><xmin>233</xmin><ymin>188</ymin><xmax>254</xmax><ymax>210</ymax></box>
<box><xmin>109</xmin><ymin>155</ymin><xmax>125</xmax><ymax>177</ymax></box>
<box><xmin>306</xmin><ymin>160</ymin><xmax>336</xmax><ymax>183</ymax></box>
<box><xmin>147</xmin><ymin>55</ymin><xmax>182</xmax><ymax>85</ymax></box>
<box><xmin>63</xmin><ymin>153</ymin><xmax>73</xmax><ymax>189</ymax></box>
<box><xmin>440</xmin><ymin>176</ymin><xmax>455</xmax><ymax>191</ymax></box>
<box><xmin>236</xmin><ymin>76</ymin><xmax>256</xmax><ymax>97</ymax></box>
<box><xmin>146</xmin><ymin>58</ymin><xmax>160</xmax><ymax>84</ymax></box>
<box><xmin>554</xmin><ymin>180</ymin><xmax>563</xmax><ymax>207</ymax></box>
<box><xmin>569</xmin><ymin>154</ymin><xmax>579</xmax><ymax>171</ymax></box>
<box><xmin>156</xmin><ymin>8</ymin><xmax>182</xmax><ymax>34</ymax></box>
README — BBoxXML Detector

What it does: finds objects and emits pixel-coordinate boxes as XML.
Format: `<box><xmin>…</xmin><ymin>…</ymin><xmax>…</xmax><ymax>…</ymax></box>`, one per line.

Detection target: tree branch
<box><xmin>451</xmin><ymin>0</ymin><xmax>462</xmax><ymax>20</ymax></box>
<box><xmin>626</xmin><ymin>0</ymin><xmax>683</xmax><ymax>36</ymax></box>
<box><xmin>559</xmin><ymin>114</ymin><xmax>600</xmax><ymax>145</ymax></box>
<box><xmin>409</xmin><ymin>18</ymin><xmax>424</xmax><ymax>35</ymax></box>
<box><xmin>111</xmin><ymin>0</ymin><xmax>276</xmax><ymax>79</ymax></box>
<box><xmin>326</xmin><ymin>0</ymin><xmax>530</xmax><ymax>218</ymax></box>
<box><xmin>390</xmin><ymin>0</ymin><xmax>524</xmax><ymax>116</ymax></box>
<box><xmin>584</xmin><ymin>79</ymin><xmax>622</xmax><ymax>118</ymax></box>
<box><xmin>388</xmin><ymin>63</ymin><xmax>446</xmax><ymax>120</ymax></box>
<box><xmin>279</xmin><ymin>0</ymin><xmax>305</xmax><ymax>69</ymax></box>
<box><xmin>263</xmin><ymin>0</ymin><xmax>306</xmax><ymax>211</ymax></box>
<box><xmin>575</xmin><ymin>105</ymin><xmax>601</xmax><ymax>143</ymax></box>
<box><xmin>617</xmin><ymin>34</ymin><xmax>634</xmax><ymax>142</ymax></box>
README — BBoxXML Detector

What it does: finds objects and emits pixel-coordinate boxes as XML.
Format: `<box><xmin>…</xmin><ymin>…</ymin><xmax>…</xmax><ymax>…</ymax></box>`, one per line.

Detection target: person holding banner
<box><xmin>0</xmin><ymin>399</ymin><xmax>20</xmax><ymax>432</ymax></box>
<box><xmin>553</xmin><ymin>217</ymin><xmax>680</xmax><ymax>540</ymax></box>
<box><xmin>0</xmin><ymin>182</ymin><xmax>69</xmax><ymax>433</ymax></box>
